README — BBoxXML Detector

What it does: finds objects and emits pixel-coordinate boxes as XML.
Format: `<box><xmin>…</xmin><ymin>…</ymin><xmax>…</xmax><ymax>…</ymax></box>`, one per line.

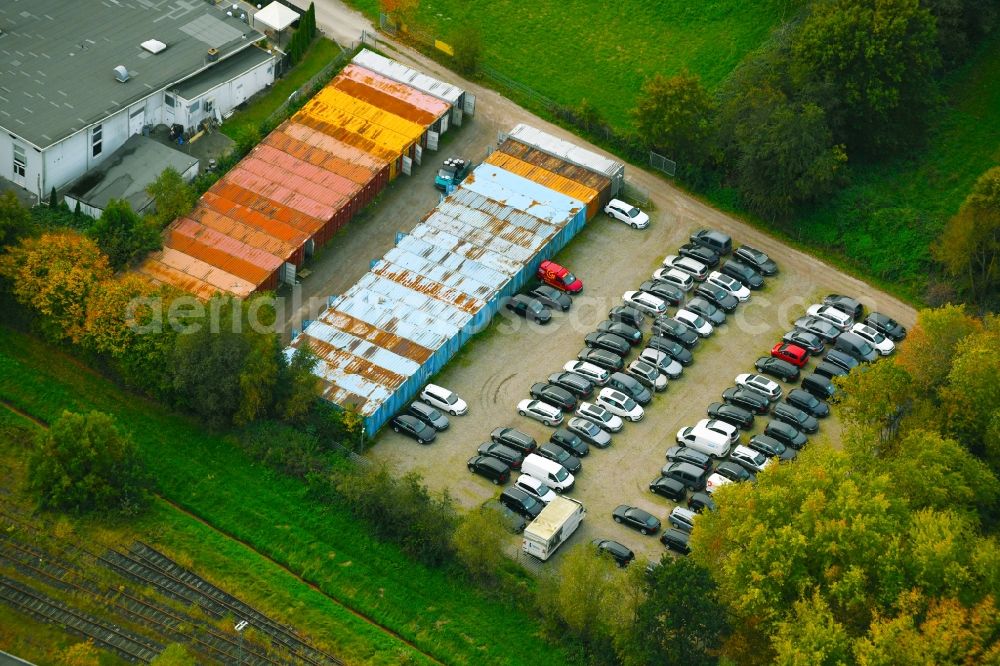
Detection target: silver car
<box><xmin>575</xmin><ymin>401</ymin><xmax>624</xmax><ymax>432</ymax></box>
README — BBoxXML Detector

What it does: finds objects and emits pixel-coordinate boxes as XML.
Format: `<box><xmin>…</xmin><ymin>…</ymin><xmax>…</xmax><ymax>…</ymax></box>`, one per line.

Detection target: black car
<box><xmin>530</xmin><ymin>382</ymin><xmax>577</xmax><ymax>412</ymax></box>
<box><xmin>529</xmin><ymin>284</ymin><xmax>572</xmax><ymax>312</ymax></box>
<box><xmin>585</xmin><ymin>332</ymin><xmax>631</xmax><ymax>356</ymax></box>
<box><xmin>748</xmin><ymin>434</ymin><xmax>798</xmax><ymax>461</ymax></box>
<box><xmin>477</xmin><ymin>442</ymin><xmax>524</xmax><ymax>469</ymax></box>
<box><xmin>715</xmin><ymin>461</ymin><xmax>756</xmax><ymax>483</ymax></box>
<box><xmin>490</xmin><ymin>427</ymin><xmax>537</xmax><ymax>454</ymax></box>
<box><xmin>649</xmin><ymin>476</ymin><xmax>687</xmax><ymax>501</ymax></box>
<box><xmin>783</xmin><ymin>329</ymin><xmax>826</xmax><ymax>355</ymax></box>
<box><xmin>864</xmin><ymin>312</ymin><xmax>907</xmax><ymax>341</ymax></box>
<box><xmin>794</xmin><ymin>316</ymin><xmax>841</xmax><ymax>344</ymax></box>
<box><xmin>722</xmin><ymin>386</ymin><xmax>770</xmax><ymax>415</ymax></box>
<box><xmin>825</xmin><ymin>349</ymin><xmax>860</xmax><ymax>373</ymax></box>
<box><xmin>613</xmin><ymin>505</ymin><xmax>661</xmax><ymax>535</ymax></box>
<box><xmin>646</xmin><ymin>336</ymin><xmax>694</xmax><ymax>365</ymax></box>
<box><xmin>785</xmin><ymin>388</ymin><xmax>830</xmax><ymax>418</ymax></box>
<box><xmin>483</xmin><ymin>499</ymin><xmax>527</xmax><ymax>534</ymax></box>
<box><xmin>537</xmin><ymin>442</ymin><xmax>582</xmax><ymax>474</ymax></box>
<box><xmin>823</xmin><ymin>294</ymin><xmax>864</xmax><ymax>321</ymax></box>
<box><xmin>550</xmin><ymin>428</ymin><xmax>592</xmax><ymax>456</ymax></box>
<box><xmin>765</xmin><ymin>420</ymin><xmax>808</xmax><ymax>449</ymax></box>
<box><xmin>608</xmin><ymin>305</ymin><xmax>645</xmax><ymax>328</ymax></box>
<box><xmin>665</xmin><ymin>445</ymin><xmax>712</xmax><ymax>470</ymax></box>
<box><xmin>390</xmin><ymin>414</ymin><xmax>437</xmax><ymax>444</ymax></box>
<box><xmin>754</xmin><ymin>356</ymin><xmax>800</xmax><ymax>382</ymax></box>
<box><xmin>814</xmin><ymin>361</ymin><xmax>849</xmax><ymax>379</ymax></box>
<box><xmin>660</xmin><ymin>528</ymin><xmax>691</xmax><ymax>555</ymax></box>
<box><xmin>596</xmin><ymin>320</ymin><xmax>643</xmax><ymax>345</ymax></box>
<box><xmin>686</xmin><ymin>297</ymin><xmax>726</xmax><ymax>327</ymax></box>
<box><xmin>707</xmin><ymin>401</ymin><xmax>755</xmax><ymax>430</ymax></box>
<box><xmin>547</xmin><ymin>372</ymin><xmax>595</xmax><ymax>399</ymax></box>
<box><xmin>772</xmin><ymin>402</ymin><xmax>819</xmax><ymax>434</ymax></box>
<box><xmin>689</xmin><ymin>228</ymin><xmax>732</xmax><ymax>255</ymax></box>
<box><xmin>467</xmin><ymin>455</ymin><xmax>510</xmax><ymax>484</ymax></box>
<box><xmin>503</xmin><ymin>294</ymin><xmax>551</xmax><ymax>324</ymax></box>
<box><xmin>801</xmin><ymin>373</ymin><xmax>836</xmax><ymax>400</ymax></box>
<box><xmin>687</xmin><ymin>492</ymin><xmax>717</xmax><ymax>513</ymax></box>
<box><xmin>405</xmin><ymin>401</ymin><xmax>450</xmax><ymax>431</ymax></box>
<box><xmin>734</xmin><ymin>245</ymin><xmax>778</xmax><ymax>276</ymax></box>
<box><xmin>639</xmin><ymin>280</ymin><xmax>684</xmax><ymax>306</ymax></box>
<box><xmin>721</xmin><ymin>259</ymin><xmax>765</xmax><ymax>290</ymax></box>
<box><xmin>592</xmin><ymin>539</ymin><xmax>635</xmax><ymax>567</ymax></box>
<box><xmin>578</xmin><ymin>347</ymin><xmax>625</xmax><ymax>372</ymax></box>
<box><xmin>678</xmin><ymin>242</ymin><xmax>721</xmax><ymax>268</ymax></box>
<box><xmin>500</xmin><ymin>487</ymin><xmax>543</xmax><ymax>520</ymax></box>
<box><xmin>695</xmin><ymin>283</ymin><xmax>739</xmax><ymax>312</ymax></box>
<box><xmin>652</xmin><ymin>317</ymin><xmax>699</xmax><ymax>349</ymax></box>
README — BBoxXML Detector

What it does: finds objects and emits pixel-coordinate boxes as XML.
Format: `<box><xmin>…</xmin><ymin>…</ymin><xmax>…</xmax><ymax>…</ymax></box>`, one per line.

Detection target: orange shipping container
<box><xmin>498</xmin><ymin>138</ymin><xmax>614</xmax><ymax>208</ymax></box>
<box><xmin>340</xmin><ymin>64</ymin><xmax>450</xmax><ymax>121</ymax></box>
<box><xmin>167</xmin><ymin>217</ymin><xmax>284</xmax><ymax>285</ymax></box>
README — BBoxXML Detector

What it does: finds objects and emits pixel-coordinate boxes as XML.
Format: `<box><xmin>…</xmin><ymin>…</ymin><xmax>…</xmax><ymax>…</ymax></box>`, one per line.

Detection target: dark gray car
<box><xmin>686</xmin><ymin>297</ymin><xmax>726</xmax><ymax>326</ymax></box>
<box><xmin>530</xmin><ymin>284</ymin><xmax>573</xmax><ymax>311</ymax></box>
<box><xmin>406</xmin><ymin>401</ymin><xmax>450</xmax><ymax>431</ymax></box>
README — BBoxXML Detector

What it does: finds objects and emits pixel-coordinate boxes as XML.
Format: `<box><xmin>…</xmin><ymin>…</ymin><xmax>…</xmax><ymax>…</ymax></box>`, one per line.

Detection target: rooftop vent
<box><xmin>206</xmin><ymin>47</ymin><xmax>220</xmax><ymax>62</ymax></box>
<box><xmin>113</xmin><ymin>65</ymin><xmax>129</xmax><ymax>83</ymax></box>
<box><xmin>141</xmin><ymin>39</ymin><xmax>166</xmax><ymax>54</ymax></box>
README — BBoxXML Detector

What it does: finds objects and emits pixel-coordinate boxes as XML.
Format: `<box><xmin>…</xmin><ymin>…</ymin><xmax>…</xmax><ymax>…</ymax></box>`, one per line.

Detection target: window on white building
<box><xmin>190</xmin><ymin>100</ymin><xmax>200</xmax><ymax>113</ymax></box>
<box><xmin>92</xmin><ymin>124</ymin><xmax>102</xmax><ymax>158</ymax></box>
<box><xmin>13</xmin><ymin>143</ymin><xmax>26</xmax><ymax>178</ymax></box>
<box><xmin>165</xmin><ymin>93</ymin><xmax>175</xmax><ymax>108</ymax></box>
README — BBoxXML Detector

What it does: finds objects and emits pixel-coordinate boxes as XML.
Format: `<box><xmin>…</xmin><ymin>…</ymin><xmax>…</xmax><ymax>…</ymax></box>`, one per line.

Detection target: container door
<box><xmin>463</xmin><ymin>93</ymin><xmax>476</xmax><ymax>116</ymax></box>
<box><xmin>402</xmin><ymin>155</ymin><xmax>412</xmax><ymax>176</ymax></box>
<box><xmin>426</xmin><ymin>131</ymin><xmax>439</xmax><ymax>150</ymax></box>
<box><xmin>281</xmin><ymin>262</ymin><xmax>296</xmax><ymax>285</ymax></box>
<box><xmin>452</xmin><ymin>106</ymin><xmax>463</xmax><ymax>127</ymax></box>
<box><xmin>414</xmin><ymin>143</ymin><xmax>423</xmax><ymax>166</ymax></box>
<box><xmin>440</xmin><ymin>112</ymin><xmax>449</xmax><ymax>134</ymax></box>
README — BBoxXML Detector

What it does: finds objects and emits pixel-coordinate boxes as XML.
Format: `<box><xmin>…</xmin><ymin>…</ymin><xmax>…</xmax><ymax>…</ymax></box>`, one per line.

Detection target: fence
<box><xmin>622</xmin><ymin>179</ymin><xmax>650</xmax><ymax>207</ymax></box>
<box><xmin>265</xmin><ymin>41</ymin><xmax>363</xmax><ymax>127</ymax></box>
<box><xmin>649</xmin><ymin>151</ymin><xmax>677</xmax><ymax>177</ymax></box>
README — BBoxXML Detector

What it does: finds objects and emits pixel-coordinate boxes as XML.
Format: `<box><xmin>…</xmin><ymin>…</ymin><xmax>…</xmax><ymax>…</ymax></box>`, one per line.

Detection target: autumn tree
<box><xmin>896</xmin><ymin>304</ymin><xmax>980</xmax><ymax>390</ymax></box>
<box><xmin>88</xmin><ymin>198</ymin><xmax>161</xmax><ymax>270</ymax></box>
<box><xmin>0</xmin><ymin>190</ymin><xmax>31</xmax><ymax>248</ymax></box>
<box><xmin>150</xmin><ymin>643</ymin><xmax>196</xmax><ymax>666</ymax></box>
<box><xmin>380</xmin><ymin>0</ymin><xmax>419</xmax><ymax>27</ymax></box>
<box><xmin>940</xmin><ymin>322</ymin><xmax>1000</xmax><ymax>459</ymax></box>
<box><xmin>145</xmin><ymin>167</ymin><xmax>197</xmax><ymax>229</ymax></box>
<box><xmin>770</xmin><ymin>593</ymin><xmax>851</xmax><ymax>666</ymax></box>
<box><xmin>630</xmin><ymin>71</ymin><xmax>716</xmax><ymax>167</ymax></box>
<box><xmin>56</xmin><ymin>640</ymin><xmax>101</xmax><ymax>666</ymax></box>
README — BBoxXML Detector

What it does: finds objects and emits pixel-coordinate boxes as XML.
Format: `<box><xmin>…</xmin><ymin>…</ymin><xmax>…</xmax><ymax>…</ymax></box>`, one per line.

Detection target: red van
<box><xmin>771</xmin><ymin>342</ymin><xmax>809</xmax><ymax>368</ymax></box>
<box><xmin>537</xmin><ymin>260</ymin><xmax>583</xmax><ymax>294</ymax></box>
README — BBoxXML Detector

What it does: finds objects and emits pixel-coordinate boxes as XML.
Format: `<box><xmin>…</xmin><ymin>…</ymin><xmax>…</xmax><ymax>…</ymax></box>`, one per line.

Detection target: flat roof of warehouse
<box><xmin>173</xmin><ymin>45</ymin><xmax>275</xmax><ymax>100</ymax></box>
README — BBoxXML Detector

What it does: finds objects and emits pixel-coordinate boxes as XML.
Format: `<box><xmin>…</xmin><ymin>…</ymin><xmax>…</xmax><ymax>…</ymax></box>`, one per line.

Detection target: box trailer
<box><xmin>521</xmin><ymin>496</ymin><xmax>586</xmax><ymax>561</ymax></box>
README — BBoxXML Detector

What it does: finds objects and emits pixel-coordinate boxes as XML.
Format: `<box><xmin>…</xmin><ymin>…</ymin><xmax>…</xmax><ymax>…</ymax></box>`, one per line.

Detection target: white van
<box><xmin>522</xmin><ymin>453</ymin><xmax>575</xmax><ymax>493</ymax></box>
<box><xmin>675</xmin><ymin>425</ymin><xmax>732</xmax><ymax>458</ymax></box>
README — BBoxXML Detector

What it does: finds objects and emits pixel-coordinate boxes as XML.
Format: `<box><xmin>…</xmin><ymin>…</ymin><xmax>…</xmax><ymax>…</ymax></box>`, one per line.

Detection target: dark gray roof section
<box><xmin>173</xmin><ymin>45</ymin><xmax>274</xmax><ymax>100</ymax></box>
<box><xmin>65</xmin><ymin>134</ymin><xmax>198</xmax><ymax>213</ymax></box>
<box><xmin>0</xmin><ymin>0</ymin><xmax>263</xmax><ymax>149</ymax></box>
<box><xmin>0</xmin><ymin>652</ymin><xmax>36</xmax><ymax>666</ymax></box>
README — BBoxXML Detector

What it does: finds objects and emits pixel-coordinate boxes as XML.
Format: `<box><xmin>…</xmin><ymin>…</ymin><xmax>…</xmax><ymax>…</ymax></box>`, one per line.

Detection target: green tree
<box><xmin>88</xmin><ymin>198</ymin><xmax>161</xmax><ymax>270</ymax></box>
<box><xmin>150</xmin><ymin>643</ymin><xmax>196</xmax><ymax>666</ymax></box>
<box><xmin>145</xmin><ymin>167</ymin><xmax>197</xmax><ymax>229</ymax></box>
<box><xmin>0</xmin><ymin>190</ymin><xmax>32</xmax><ymax>248</ymax></box>
<box><xmin>923</xmin><ymin>0</ymin><xmax>998</xmax><ymax>68</ymax></box>
<box><xmin>276</xmin><ymin>342</ymin><xmax>321</xmax><ymax>423</ymax></box>
<box><xmin>451</xmin><ymin>505</ymin><xmax>508</xmax><ymax>585</ymax></box>
<box><xmin>48</xmin><ymin>187</ymin><xmax>57</xmax><ymax>209</ymax></box>
<box><xmin>897</xmin><ymin>305</ymin><xmax>981</xmax><ymax>390</ymax></box>
<box><xmin>630</xmin><ymin>71</ymin><xmax>716</xmax><ymax>166</ymax></box>
<box><xmin>833</xmin><ymin>360</ymin><xmax>915</xmax><ymax>458</ymax></box>
<box><xmin>28</xmin><ymin>410</ymin><xmax>150</xmax><ymax>515</ymax></box>
<box><xmin>940</xmin><ymin>324</ymin><xmax>1000</xmax><ymax>458</ymax></box>
<box><xmin>771</xmin><ymin>593</ymin><xmax>851</xmax><ymax>666</ymax></box>
<box><xmin>451</xmin><ymin>26</ymin><xmax>482</xmax><ymax>75</ymax></box>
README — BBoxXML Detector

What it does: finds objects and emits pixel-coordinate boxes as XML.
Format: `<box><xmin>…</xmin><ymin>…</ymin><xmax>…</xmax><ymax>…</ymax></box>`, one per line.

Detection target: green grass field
<box><xmin>0</xmin><ymin>326</ymin><xmax>572</xmax><ymax>666</ymax></box>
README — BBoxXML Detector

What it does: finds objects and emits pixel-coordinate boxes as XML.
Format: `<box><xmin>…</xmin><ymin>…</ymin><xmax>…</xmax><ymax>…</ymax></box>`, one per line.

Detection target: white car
<box><xmin>596</xmin><ymin>387</ymin><xmax>644</xmax><ymax>422</ymax></box>
<box><xmin>707</xmin><ymin>272</ymin><xmax>750</xmax><ymax>302</ymax></box>
<box><xmin>420</xmin><ymin>384</ymin><xmax>468</xmax><ymax>415</ymax></box>
<box><xmin>514</xmin><ymin>474</ymin><xmax>558</xmax><ymax>504</ymax></box>
<box><xmin>674</xmin><ymin>309</ymin><xmax>713</xmax><ymax>337</ymax></box>
<box><xmin>850</xmin><ymin>323</ymin><xmax>895</xmax><ymax>355</ymax></box>
<box><xmin>735</xmin><ymin>373</ymin><xmax>783</xmax><ymax>401</ymax></box>
<box><xmin>638</xmin><ymin>348</ymin><xmax>683</xmax><ymax>379</ymax></box>
<box><xmin>623</xmin><ymin>290</ymin><xmax>668</xmax><ymax>316</ymax></box>
<box><xmin>517</xmin><ymin>399</ymin><xmax>563</xmax><ymax>426</ymax></box>
<box><xmin>729</xmin><ymin>445</ymin><xmax>774</xmax><ymax>474</ymax></box>
<box><xmin>651</xmin><ymin>267</ymin><xmax>694</xmax><ymax>292</ymax></box>
<box><xmin>807</xmin><ymin>304</ymin><xmax>853</xmax><ymax>331</ymax></box>
<box><xmin>662</xmin><ymin>255</ymin><xmax>708</xmax><ymax>281</ymax></box>
<box><xmin>575</xmin><ymin>401</ymin><xmax>624</xmax><ymax>432</ymax></box>
<box><xmin>563</xmin><ymin>360</ymin><xmax>610</xmax><ymax>385</ymax></box>
<box><xmin>695</xmin><ymin>418</ymin><xmax>740</xmax><ymax>444</ymax></box>
<box><xmin>604</xmin><ymin>199</ymin><xmax>650</xmax><ymax>229</ymax></box>
<box><xmin>705</xmin><ymin>473</ymin><xmax>733</xmax><ymax>494</ymax></box>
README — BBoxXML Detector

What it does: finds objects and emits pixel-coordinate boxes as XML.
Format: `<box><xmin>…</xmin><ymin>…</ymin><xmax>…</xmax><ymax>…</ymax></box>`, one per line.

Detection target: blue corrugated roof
<box><xmin>462</xmin><ymin>163</ymin><xmax>584</xmax><ymax>225</ymax></box>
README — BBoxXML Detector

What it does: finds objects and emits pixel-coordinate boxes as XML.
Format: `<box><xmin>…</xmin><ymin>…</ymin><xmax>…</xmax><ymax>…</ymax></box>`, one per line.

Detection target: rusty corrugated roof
<box><xmin>333</xmin><ymin>64</ymin><xmax>448</xmax><ymax>127</ymax></box>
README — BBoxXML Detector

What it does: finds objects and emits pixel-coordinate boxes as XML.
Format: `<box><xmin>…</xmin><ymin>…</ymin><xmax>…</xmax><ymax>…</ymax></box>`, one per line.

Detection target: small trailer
<box><xmin>521</xmin><ymin>496</ymin><xmax>586</xmax><ymax>561</ymax></box>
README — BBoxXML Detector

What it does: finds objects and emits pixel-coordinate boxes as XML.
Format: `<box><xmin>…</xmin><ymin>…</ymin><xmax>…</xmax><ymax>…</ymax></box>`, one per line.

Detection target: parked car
<box><xmin>529</xmin><ymin>284</ymin><xmax>572</xmax><ymax>312</ymax></box>
<box><xmin>639</xmin><ymin>280</ymin><xmax>684</xmax><ymax>306</ymax></box>
<box><xmin>593</xmin><ymin>539</ymin><xmax>636</xmax><ymax>567</ymax></box>
<box><xmin>823</xmin><ymin>294</ymin><xmax>864</xmax><ymax>320</ymax></box>
<box><xmin>673</xmin><ymin>309</ymin><xmax>714</xmax><ymax>337</ymax></box>
<box><xmin>467</xmin><ymin>455</ymin><xmax>510</xmax><ymax>485</ymax></box>
<box><xmin>490</xmin><ymin>427</ymin><xmax>538</xmax><ymax>454</ymax></box>
<box><xmin>563</xmin><ymin>360</ymin><xmax>610</xmax><ymax>386</ymax></box>
<box><xmin>646</xmin><ymin>336</ymin><xmax>695</xmax><ymax>365</ymax></box>
<box><xmin>806</xmin><ymin>304</ymin><xmax>854</xmax><ymax>331</ymax></box>
<box><xmin>764</xmin><ymin>420</ymin><xmax>808</xmax><ymax>449</ymax></box>
<box><xmin>734</xmin><ymin>245</ymin><xmax>778</xmax><ymax>276</ymax></box>
<box><xmin>850</xmin><ymin>323</ymin><xmax>895</xmax><ymax>355</ymax></box>
<box><xmin>665</xmin><ymin>445</ymin><xmax>712</xmax><ymax>470</ymax></box>
<box><xmin>483</xmin><ymin>499</ymin><xmax>526</xmax><ymax>534</ymax></box>
<box><xmin>578</xmin><ymin>347</ymin><xmax>625</xmax><ymax>372</ymax></box>
<box><xmin>607</xmin><ymin>372</ymin><xmax>652</xmax><ymax>405</ymax></box>
<box><xmin>530</xmin><ymin>382</ymin><xmax>576</xmax><ymax>412</ymax></box>
<box><xmin>801</xmin><ymin>373</ymin><xmax>836</xmax><ymax>400</ymax></box>
<box><xmin>687</xmin><ymin>492</ymin><xmax>717</xmax><ymax>513</ymax></box>
<box><xmin>771</xmin><ymin>342</ymin><xmax>809</xmax><ymax>368</ymax></box>
<box><xmin>735</xmin><ymin>373</ymin><xmax>783</xmax><ymax>401</ymax></box>
<box><xmin>662</xmin><ymin>254</ymin><xmax>709</xmax><ymax>281</ymax></box>
<box><xmin>522</xmin><ymin>453</ymin><xmax>575</xmax><ymax>493</ymax></box>
<box><xmin>405</xmin><ymin>401</ymin><xmax>450</xmax><ymax>431</ymax></box>
<box><xmin>477</xmin><ymin>441</ymin><xmax>524</xmax><ymax>469</ymax></box>
<box><xmin>707</xmin><ymin>401</ymin><xmax>755</xmax><ymax>429</ymax></box>
<box><xmin>575</xmin><ymin>402</ymin><xmax>624</xmax><ymax>433</ymax></box>
<box><xmin>596</xmin><ymin>388</ymin><xmax>644</xmax><ymax>422</ymax></box>
<box><xmin>754</xmin><ymin>356</ymin><xmax>800</xmax><ymax>382</ymax></box>
<box><xmin>834</xmin><ymin>332</ymin><xmax>879</xmax><ymax>363</ymax></box>
<box><xmin>499</xmin><ymin>487</ymin><xmax>543</xmax><ymax>520</ymax></box>
<box><xmin>782</xmin><ymin>329</ymin><xmax>825</xmax><ymax>355</ymax></box>
<box><xmin>550</xmin><ymin>428</ymin><xmax>592</xmax><ymax>456</ymax></box>
<box><xmin>706</xmin><ymin>271</ymin><xmax>750</xmax><ymax>302</ymax></box>
<box><xmin>825</xmin><ymin>349</ymin><xmax>860</xmax><ymax>373</ymax></box>
<box><xmin>596</xmin><ymin>319</ymin><xmax>642</xmax><ymax>345</ymax></box>
<box><xmin>722</xmin><ymin>386</ymin><xmax>771</xmax><ymax>415</ymax></box>
<box><xmin>686</xmin><ymin>297</ymin><xmax>727</xmax><ymax>326</ymax></box>
<box><xmin>785</xmin><ymin>388</ymin><xmax>831</xmax><ymax>418</ymax></box>
<box><xmin>420</xmin><ymin>384</ymin><xmax>468</xmax><ymax>415</ymax></box>
<box><xmin>772</xmin><ymin>402</ymin><xmax>819</xmax><ymax>434</ymax></box>
<box><xmin>514</xmin><ymin>474</ymin><xmax>558</xmax><ymax>505</ymax></box>
<box><xmin>793</xmin><ymin>316</ymin><xmax>841</xmax><ymax>344</ymax></box>
<box><xmin>604</xmin><ymin>199</ymin><xmax>650</xmax><ymax>229</ymax></box>
<box><xmin>649</xmin><ymin>475</ymin><xmax>688</xmax><ymax>501</ymax></box>
<box><xmin>660</xmin><ymin>528</ymin><xmax>691</xmax><ymax>555</ymax></box>
<box><xmin>537</xmin><ymin>259</ymin><xmax>582</xmax><ymax>293</ymax></box>
<box><xmin>566</xmin><ymin>417</ymin><xmax>612</xmax><ymax>449</ymax></box>
<box><xmin>667</xmin><ymin>507</ymin><xmax>698</xmax><ymax>533</ymax></box>
<box><xmin>678</xmin><ymin>242</ymin><xmax>721</xmax><ymax>268</ymax></box>
<box><xmin>676</xmin><ymin>425</ymin><xmax>732</xmax><ymax>458</ymax></box>
<box><xmin>390</xmin><ymin>414</ymin><xmax>437</xmax><ymax>444</ymax></box>
<box><xmin>864</xmin><ymin>312</ymin><xmax>907</xmax><ymax>341</ymax></box>
<box><xmin>690</xmin><ymin>228</ymin><xmax>733</xmax><ymax>255</ymax></box>
<box><xmin>695</xmin><ymin>418</ymin><xmax>740</xmax><ymax>444</ymax></box>
<box><xmin>613</xmin><ymin>505</ymin><xmax>661</xmax><ymax>535</ymax></box>
<box><xmin>608</xmin><ymin>305</ymin><xmax>645</xmax><ymax>328</ymax></box>
<box><xmin>547</xmin><ymin>372</ymin><xmax>594</xmax><ymax>399</ymax></box>
<box><xmin>535</xmin><ymin>442</ymin><xmax>582</xmax><ymax>474</ymax></box>
<box><xmin>814</xmin><ymin>361</ymin><xmax>849</xmax><ymax>379</ymax></box>
<box><xmin>503</xmin><ymin>294</ymin><xmax>552</xmax><ymax>324</ymax></box>
<box><xmin>715</xmin><ymin>460</ymin><xmax>756</xmax><ymax>483</ymax></box>
<box><xmin>729</xmin><ymin>445</ymin><xmax>774</xmax><ymax>474</ymax></box>
<box><xmin>720</xmin><ymin>259</ymin><xmax>764</xmax><ymax>290</ymax></box>
<box><xmin>623</xmin><ymin>290</ymin><xmax>669</xmax><ymax>316</ymax></box>
<box><xmin>626</xmin><ymin>359</ymin><xmax>668</xmax><ymax>392</ymax></box>
<box><xmin>661</xmin><ymin>462</ymin><xmax>709</xmax><ymax>491</ymax></box>
<box><xmin>705</xmin><ymin>472</ymin><xmax>733</xmax><ymax>494</ymax></box>
<box><xmin>652</xmin><ymin>317</ymin><xmax>699</xmax><ymax>348</ymax></box>
<box><xmin>651</xmin><ymin>267</ymin><xmax>694</xmax><ymax>292</ymax></box>
<box><xmin>638</xmin><ymin>348</ymin><xmax>683</xmax><ymax>379</ymax></box>
<box><xmin>694</xmin><ymin>283</ymin><xmax>739</xmax><ymax>312</ymax></box>
<box><xmin>748</xmin><ymin>433</ymin><xmax>798</xmax><ymax>461</ymax></box>
<box><xmin>516</xmin><ymin>399</ymin><xmax>564</xmax><ymax>426</ymax></box>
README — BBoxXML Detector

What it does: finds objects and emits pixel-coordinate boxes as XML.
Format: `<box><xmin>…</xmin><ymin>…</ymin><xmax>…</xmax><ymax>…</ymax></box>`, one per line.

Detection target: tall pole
<box><xmin>235</xmin><ymin>620</ymin><xmax>249</xmax><ymax>664</ymax></box>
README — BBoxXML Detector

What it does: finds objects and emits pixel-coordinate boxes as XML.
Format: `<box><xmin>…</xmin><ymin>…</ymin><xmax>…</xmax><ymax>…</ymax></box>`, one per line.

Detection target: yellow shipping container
<box><xmin>296</xmin><ymin>86</ymin><xmax>425</xmax><ymax>155</ymax></box>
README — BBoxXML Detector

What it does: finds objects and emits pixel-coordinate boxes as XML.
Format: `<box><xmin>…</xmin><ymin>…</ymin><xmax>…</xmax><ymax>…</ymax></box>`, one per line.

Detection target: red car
<box><xmin>771</xmin><ymin>342</ymin><xmax>809</xmax><ymax>368</ymax></box>
<box><xmin>537</xmin><ymin>260</ymin><xmax>582</xmax><ymax>293</ymax></box>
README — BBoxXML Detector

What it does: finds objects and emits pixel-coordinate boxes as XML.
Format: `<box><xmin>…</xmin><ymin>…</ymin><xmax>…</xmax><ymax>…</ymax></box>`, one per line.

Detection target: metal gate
<box><xmin>649</xmin><ymin>151</ymin><xmax>677</xmax><ymax>177</ymax></box>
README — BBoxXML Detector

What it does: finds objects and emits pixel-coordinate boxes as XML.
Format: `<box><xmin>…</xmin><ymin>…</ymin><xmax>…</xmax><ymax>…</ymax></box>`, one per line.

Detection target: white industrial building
<box><xmin>0</xmin><ymin>0</ymin><xmax>279</xmax><ymax>200</ymax></box>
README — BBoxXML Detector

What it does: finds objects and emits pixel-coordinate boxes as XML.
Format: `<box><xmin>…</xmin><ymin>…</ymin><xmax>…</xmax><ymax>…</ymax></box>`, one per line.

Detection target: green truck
<box><xmin>434</xmin><ymin>157</ymin><xmax>470</xmax><ymax>191</ymax></box>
